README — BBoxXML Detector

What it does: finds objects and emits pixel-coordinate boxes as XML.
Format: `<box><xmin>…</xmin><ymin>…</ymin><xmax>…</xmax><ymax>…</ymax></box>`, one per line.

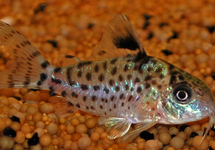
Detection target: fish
<box><xmin>0</xmin><ymin>14</ymin><xmax>214</xmax><ymax>142</ymax></box>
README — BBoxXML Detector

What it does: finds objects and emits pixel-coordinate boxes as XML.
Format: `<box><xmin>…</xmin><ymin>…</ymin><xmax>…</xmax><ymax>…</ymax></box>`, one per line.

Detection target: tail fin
<box><xmin>0</xmin><ymin>21</ymin><xmax>54</xmax><ymax>89</ymax></box>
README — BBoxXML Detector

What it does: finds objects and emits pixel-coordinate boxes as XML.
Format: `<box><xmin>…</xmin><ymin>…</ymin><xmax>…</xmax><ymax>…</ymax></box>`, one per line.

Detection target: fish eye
<box><xmin>173</xmin><ymin>85</ymin><xmax>192</xmax><ymax>103</ymax></box>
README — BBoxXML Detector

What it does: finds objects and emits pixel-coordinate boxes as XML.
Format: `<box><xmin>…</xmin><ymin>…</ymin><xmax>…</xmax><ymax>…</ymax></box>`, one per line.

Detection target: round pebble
<box><xmin>159</xmin><ymin>132</ymin><xmax>171</xmax><ymax>145</ymax></box>
<box><xmin>78</xmin><ymin>136</ymin><xmax>92</xmax><ymax>150</ymax></box>
<box><xmin>46</xmin><ymin>122</ymin><xmax>58</xmax><ymax>134</ymax></box>
<box><xmin>90</xmin><ymin>132</ymin><xmax>100</xmax><ymax>142</ymax></box>
<box><xmin>24</xmin><ymin>91</ymin><xmax>41</xmax><ymax>102</ymax></box>
<box><xmin>0</xmin><ymin>136</ymin><xmax>14</xmax><ymax>149</ymax></box>
<box><xmin>144</xmin><ymin>140</ymin><xmax>160</xmax><ymax>150</ymax></box>
<box><xmin>66</xmin><ymin>125</ymin><xmax>75</xmax><ymax>134</ymax></box>
<box><xmin>86</xmin><ymin>118</ymin><xmax>97</xmax><ymax>128</ymax></box>
<box><xmin>39</xmin><ymin>134</ymin><xmax>52</xmax><ymax>147</ymax></box>
<box><xmin>170</xmin><ymin>136</ymin><xmax>184</xmax><ymax>149</ymax></box>
<box><xmin>76</xmin><ymin>124</ymin><xmax>88</xmax><ymax>133</ymax></box>
<box><xmin>39</xmin><ymin>103</ymin><xmax>53</xmax><ymax>114</ymax></box>
<box><xmin>192</xmin><ymin>136</ymin><xmax>208</xmax><ymax>150</ymax></box>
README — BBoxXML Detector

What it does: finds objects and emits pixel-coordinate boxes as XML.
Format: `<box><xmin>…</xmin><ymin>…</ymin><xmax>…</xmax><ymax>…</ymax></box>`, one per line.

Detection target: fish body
<box><xmin>0</xmin><ymin>14</ymin><xmax>214</xmax><ymax>142</ymax></box>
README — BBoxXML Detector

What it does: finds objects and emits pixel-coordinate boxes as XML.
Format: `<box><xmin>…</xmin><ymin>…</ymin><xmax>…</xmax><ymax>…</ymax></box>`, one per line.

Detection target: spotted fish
<box><xmin>0</xmin><ymin>14</ymin><xmax>214</xmax><ymax>142</ymax></box>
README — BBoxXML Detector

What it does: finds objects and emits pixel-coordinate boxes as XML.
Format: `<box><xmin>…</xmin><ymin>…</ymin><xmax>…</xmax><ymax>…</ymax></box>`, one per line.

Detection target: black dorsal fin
<box><xmin>89</xmin><ymin>14</ymin><xmax>147</xmax><ymax>61</ymax></box>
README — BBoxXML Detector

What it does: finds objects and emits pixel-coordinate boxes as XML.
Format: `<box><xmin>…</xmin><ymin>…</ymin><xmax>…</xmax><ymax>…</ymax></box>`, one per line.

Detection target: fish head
<box><xmin>157</xmin><ymin>66</ymin><xmax>215</xmax><ymax>125</ymax></box>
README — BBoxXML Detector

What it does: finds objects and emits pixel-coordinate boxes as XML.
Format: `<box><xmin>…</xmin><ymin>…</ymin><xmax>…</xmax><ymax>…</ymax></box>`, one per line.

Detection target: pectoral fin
<box><xmin>98</xmin><ymin>117</ymin><xmax>131</xmax><ymax>139</ymax></box>
<box><xmin>121</xmin><ymin>119</ymin><xmax>158</xmax><ymax>143</ymax></box>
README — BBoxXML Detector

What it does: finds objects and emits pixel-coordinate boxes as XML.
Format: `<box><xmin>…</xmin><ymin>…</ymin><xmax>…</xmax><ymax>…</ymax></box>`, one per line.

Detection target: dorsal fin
<box><xmin>89</xmin><ymin>14</ymin><xmax>146</xmax><ymax>61</ymax></box>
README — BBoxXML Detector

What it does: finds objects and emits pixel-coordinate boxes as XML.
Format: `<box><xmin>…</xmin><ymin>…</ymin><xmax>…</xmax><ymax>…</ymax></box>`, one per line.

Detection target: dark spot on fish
<box><xmin>124</xmin><ymin>64</ymin><xmax>129</xmax><ymax>72</ymax></box>
<box><xmin>10</xmin><ymin>116</ymin><xmax>20</xmax><ymax>123</ymax></box>
<box><xmin>76</xmin><ymin>103</ymin><xmax>80</xmax><ymax>108</ymax></box>
<box><xmin>77</xmin><ymin>61</ymin><xmax>92</xmax><ymax>68</ymax></box>
<box><xmin>83</xmin><ymin>96</ymin><xmax>87</xmax><ymax>101</ymax></box>
<box><xmin>157</xmin><ymin>85</ymin><xmax>162</xmax><ymax>89</ymax></box>
<box><xmin>125</xmin><ymin>84</ymin><xmax>129</xmax><ymax>90</ymax></box>
<box><xmin>47</xmin><ymin>40</ymin><xmax>58</xmax><ymax>47</ymax></box>
<box><xmin>86</xmin><ymin>72</ymin><xmax>92</xmax><ymax>81</ymax></box>
<box><xmin>137</xmin><ymin>87</ymin><xmax>142</xmax><ymax>93</ymax></box>
<box><xmin>16</xmin><ymin>44</ymin><xmax>20</xmax><ymax>48</ymax></box>
<box><xmin>100</xmin><ymin>105</ymin><xmax>103</xmax><ymax>109</ymax></box>
<box><xmin>92</xmin><ymin>96</ymin><xmax>97</xmax><ymax>101</ymax></box>
<box><xmin>160</xmin><ymin>74</ymin><xmax>164</xmax><ymax>79</ymax></box>
<box><xmin>161</xmin><ymin>49</ymin><xmax>173</xmax><ymax>56</ymax></box>
<box><xmin>103</xmin><ymin>61</ymin><xmax>107</xmax><ymax>70</ymax></box>
<box><xmin>61</xmin><ymin>91</ymin><xmax>66</xmax><ymax>97</ymax></box>
<box><xmin>120</xmin><ymin>94</ymin><xmax>124</xmax><ymax>99</ymax></box>
<box><xmin>111</xmin><ymin>67</ymin><xmax>117</xmax><ymax>75</ymax></box>
<box><xmin>51</xmin><ymin>77</ymin><xmax>62</xmax><ymax>84</ymax></box>
<box><xmin>169</xmin><ymin>75</ymin><xmax>177</xmax><ymax>85</ymax></box>
<box><xmin>155</xmin><ymin>67</ymin><xmax>162</xmax><ymax>73</ymax></box>
<box><xmin>134</xmin><ymin>77</ymin><xmax>140</xmax><ymax>84</ymax></box>
<box><xmin>121</xmin><ymin>102</ymin><xmax>124</xmax><ymax>107</ymax></box>
<box><xmin>109</xmin><ymin>109</ymin><xmax>112</xmax><ymax>111</ymax></box>
<box><xmin>54</xmin><ymin>67</ymin><xmax>61</xmax><ymax>73</ymax></box>
<box><xmin>23</xmin><ymin>81</ymin><xmax>30</xmax><ymax>86</ymax></box>
<box><xmin>113</xmin><ymin>32</ymin><xmax>140</xmax><ymax>50</ymax></box>
<box><xmin>110</xmin><ymin>58</ymin><xmax>117</xmax><ymax>64</ymax></box>
<box><xmin>40</xmin><ymin>73</ymin><xmax>47</xmax><ymax>81</ymax></box>
<box><xmin>103</xmin><ymin>87</ymin><xmax>109</xmax><ymax>94</ymax></box>
<box><xmin>128</xmin><ymin>106</ymin><xmax>130</xmax><ymax>110</ymax></box>
<box><xmin>109</xmin><ymin>79</ymin><xmax>115</xmax><ymax>86</ymax></box>
<box><xmin>94</xmin><ymin>64</ymin><xmax>99</xmax><ymax>72</ymax></box>
<box><xmin>77</xmin><ymin>71</ymin><xmax>82</xmax><ymax>77</ymax></box>
<box><xmin>98</xmin><ymin>74</ymin><xmax>104</xmax><ymax>82</ymax></box>
<box><xmin>145</xmin><ymin>75</ymin><xmax>152</xmax><ymax>81</ymax></box>
<box><xmin>41</xmin><ymin>61</ymin><xmax>50</xmax><ymax>69</ymax></box>
<box><xmin>143</xmin><ymin>20</ymin><xmax>150</xmax><ymax>29</ymax></box>
<box><xmin>93</xmin><ymin>85</ymin><xmax>100</xmax><ymax>91</ymax></box>
<box><xmin>71</xmin><ymin>92</ymin><xmax>78</xmax><ymax>98</ymax></box>
<box><xmin>127</xmin><ymin>74</ymin><xmax>132</xmax><ymax>80</ymax></box>
<box><xmin>3</xmin><ymin>127</ymin><xmax>16</xmax><ymax>137</ymax></box>
<box><xmin>118</xmin><ymin>75</ymin><xmax>123</xmax><ymax>81</ymax></box>
<box><xmin>128</xmin><ymin>95</ymin><xmax>132</xmax><ymax>101</ymax></box>
<box><xmin>115</xmin><ymin>86</ymin><xmax>120</xmax><ymax>92</ymax></box>
<box><xmin>114</xmin><ymin>104</ymin><xmax>116</xmax><ymax>108</ymax></box>
<box><xmin>98</xmin><ymin>50</ymin><xmax>106</xmax><ymax>56</ymax></box>
<box><xmin>91</xmin><ymin>106</ymin><xmax>94</xmax><ymax>109</ymax></box>
<box><xmin>68</xmin><ymin>102</ymin><xmax>74</xmax><ymax>106</ymax></box>
<box><xmin>147</xmin><ymin>32</ymin><xmax>154</xmax><ymax>39</ymax></box>
<box><xmin>81</xmin><ymin>84</ymin><xmax>88</xmax><ymax>90</ymax></box>
<box><xmin>111</xmin><ymin>96</ymin><xmax>115</xmax><ymax>101</ymax></box>
<box><xmin>145</xmin><ymin>83</ymin><xmax>150</xmax><ymax>89</ymax></box>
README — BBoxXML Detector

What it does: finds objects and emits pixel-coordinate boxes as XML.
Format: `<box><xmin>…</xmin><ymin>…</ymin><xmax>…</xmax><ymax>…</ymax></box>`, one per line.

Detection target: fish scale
<box><xmin>0</xmin><ymin>14</ymin><xmax>214</xmax><ymax>142</ymax></box>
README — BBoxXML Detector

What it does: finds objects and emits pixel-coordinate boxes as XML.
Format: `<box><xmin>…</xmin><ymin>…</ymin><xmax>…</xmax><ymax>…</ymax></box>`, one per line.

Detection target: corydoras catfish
<box><xmin>0</xmin><ymin>14</ymin><xmax>214</xmax><ymax>142</ymax></box>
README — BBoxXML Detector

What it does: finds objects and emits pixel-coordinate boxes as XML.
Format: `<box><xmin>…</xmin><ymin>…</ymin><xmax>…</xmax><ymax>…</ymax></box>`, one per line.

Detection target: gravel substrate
<box><xmin>1</xmin><ymin>0</ymin><xmax>215</xmax><ymax>150</ymax></box>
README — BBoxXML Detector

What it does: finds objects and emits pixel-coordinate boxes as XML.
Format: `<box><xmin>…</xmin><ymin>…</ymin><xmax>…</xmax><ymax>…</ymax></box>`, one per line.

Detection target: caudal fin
<box><xmin>0</xmin><ymin>21</ymin><xmax>54</xmax><ymax>89</ymax></box>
